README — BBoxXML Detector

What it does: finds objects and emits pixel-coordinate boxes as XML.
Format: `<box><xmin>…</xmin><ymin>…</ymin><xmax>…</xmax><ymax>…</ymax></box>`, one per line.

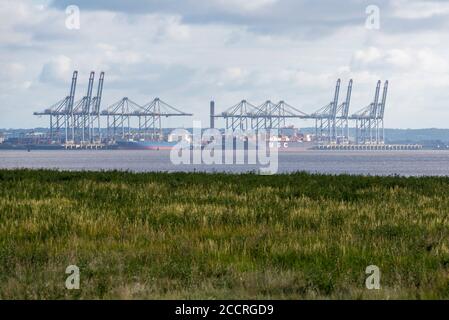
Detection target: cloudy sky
<box><xmin>1</xmin><ymin>0</ymin><xmax>449</xmax><ymax>129</ymax></box>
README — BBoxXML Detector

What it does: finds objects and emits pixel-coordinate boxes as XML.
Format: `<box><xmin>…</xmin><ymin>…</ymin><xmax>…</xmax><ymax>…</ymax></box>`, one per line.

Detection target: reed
<box><xmin>1</xmin><ymin>169</ymin><xmax>448</xmax><ymax>299</ymax></box>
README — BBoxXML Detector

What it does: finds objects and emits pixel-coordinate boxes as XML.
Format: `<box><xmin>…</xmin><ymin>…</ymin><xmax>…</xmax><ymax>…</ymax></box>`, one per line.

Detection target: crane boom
<box><xmin>343</xmin><ymin>79</ymin><xmax>353</xmax><ymax>118</ymax></box>
<box><xmin>331</xmin><ymin>78</ymin><xmax>341</xmax><ymax>118</ymax></box>
<box><xmin>85</xmin><ymin>71</ymin><xmax>95</xmax><ymax>113</ymax></box>
<box><xmin>378</xmin><ymin>80</ymin><xmax>388</xmax><ymax>119</ymax></box>
<box><xmin>371</xmin><ymin>80</ymin><xmax>381</xmax><ymax>117</ymax></box>
<box><xmin>67</xmin><ymin>71</ymin><xmax>78</xmax><ymax>113</ymax></box>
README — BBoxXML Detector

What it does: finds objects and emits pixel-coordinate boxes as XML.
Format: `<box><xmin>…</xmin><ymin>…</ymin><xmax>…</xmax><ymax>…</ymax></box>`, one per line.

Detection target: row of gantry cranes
<box><xmin>34</xmin><ymin>71</ymin><xmax>388</xmax><ymax>145</ymax></box>
<box><xmin>34</xmin><ymin>71</ymin><xmax>192</xmax><ymax>144</ymax></box>
<box><xmin>213</xmin><ymin>78</ymin><xmax>388</xmax><ymax>145</ymax></box>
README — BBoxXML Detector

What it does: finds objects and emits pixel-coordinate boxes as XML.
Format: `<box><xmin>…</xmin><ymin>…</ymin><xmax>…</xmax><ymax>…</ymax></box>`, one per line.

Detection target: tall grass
<box><xmin>1</xmin><ymin>169</ymin><xmax>449</xmax><ymax>299</ymax></box>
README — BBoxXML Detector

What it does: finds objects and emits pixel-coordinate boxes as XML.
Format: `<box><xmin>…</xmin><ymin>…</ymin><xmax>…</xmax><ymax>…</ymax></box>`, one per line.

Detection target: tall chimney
<box><xmin>210</xmin><ymin>100</ymin><xmax>215</xmax><ymax>129</ymax></box>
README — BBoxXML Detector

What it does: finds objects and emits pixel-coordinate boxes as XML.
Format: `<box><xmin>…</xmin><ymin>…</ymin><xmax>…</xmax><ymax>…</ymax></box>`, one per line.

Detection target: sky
<box><xmin>1</xmin><ymin>0</ymin><xmax>449</xmax><ymax>129</ymax></box>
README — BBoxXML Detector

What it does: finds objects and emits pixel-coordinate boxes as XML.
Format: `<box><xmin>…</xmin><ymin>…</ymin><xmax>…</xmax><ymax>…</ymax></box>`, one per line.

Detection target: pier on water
<box><xmin>314</xmin><ymin>144</ymin><xmax>423</xmax><ymax>151</ymax></box>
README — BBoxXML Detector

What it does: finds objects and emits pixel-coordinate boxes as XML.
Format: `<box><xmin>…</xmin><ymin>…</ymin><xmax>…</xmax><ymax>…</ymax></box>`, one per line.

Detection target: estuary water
<box><xmin>0</xmin><ymin>150</ymin><xmax>448</xmax><ymax>176</ymax></box>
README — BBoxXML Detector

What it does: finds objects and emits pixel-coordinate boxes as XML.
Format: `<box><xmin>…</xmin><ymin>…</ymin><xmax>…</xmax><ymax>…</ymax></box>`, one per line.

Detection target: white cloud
<box><xmin>0</xmin><ymin>62</ymin><xmax>26</xmax><ymax>81</ymax></box>
<box><xmin>0</xmin><ymin>1</ymin><xmax>39</xmax><ymax>44</ymax></box>
<box><xmin>385</xmin><ymin>49</ymin><xmax>413</xmax><ymax>68</ymax></box>
<box><xmin>39</xmin><ymin>55</ymin><xmax>73</xmax><ymax>83</ymax></box>
<box><xmin>1</xmin><ymin>0</ymin><xmax>449</xmax><ymax>128</ymax></box>
<box><xmin>353</xmin><ymin>47</ymin><xmax>383</xmax><ymax>64</ymax></box>
<box><xmin>352</xmin><ymin>46</ymin><xmax>449</xmax><ymax>73</ymax></box>
<box><xmin>416</xmin><ymin>48</ymin><xmax>449</xmax><ymax>73</ymax></box>
<box><xmin>213</xmin><ymin>0</ymin><xmax>278</xmax><ymax>12</ymax></box>
<box><xmin>157</xmin><ymin>16</ymin><xmax>191</xmax><ymax>41</ymax></box>
<box><xmin>223</xmin><ymin>67</ymin><xmax>247</xmax><ymax>81</ymax></box>
<box><xmin>392</xmin><ymin>0</ymin><xmax>449</xmax><ymax>19</ymax></box>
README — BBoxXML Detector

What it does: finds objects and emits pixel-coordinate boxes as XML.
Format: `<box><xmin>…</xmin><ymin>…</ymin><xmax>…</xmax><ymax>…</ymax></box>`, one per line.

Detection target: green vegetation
<box><xmin>1</xmin><ymin>169</ymin><xmax>449</xmax><ymax>299</ymax></box>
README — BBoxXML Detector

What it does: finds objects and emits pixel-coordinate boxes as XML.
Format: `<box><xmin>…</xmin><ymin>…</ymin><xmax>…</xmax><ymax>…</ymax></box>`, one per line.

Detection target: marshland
<box><xmin>1</xmin><ymin>169</ymin><xmax>449</xmax><ymax>299</ymax></box>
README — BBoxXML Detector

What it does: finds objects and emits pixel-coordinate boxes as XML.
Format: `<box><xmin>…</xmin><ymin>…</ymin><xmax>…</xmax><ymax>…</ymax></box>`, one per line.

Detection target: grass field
<box><xmin>1</xmin><ymin>169</ymin><xmax>449</xmax><ymax>299</ymax></box>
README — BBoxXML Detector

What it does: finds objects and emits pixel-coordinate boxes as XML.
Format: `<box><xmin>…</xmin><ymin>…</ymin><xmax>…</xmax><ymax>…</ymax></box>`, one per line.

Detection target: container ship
<box><xmin>115</xmin><ymin>138</ymin><xmax>314</xmax><ymax>152</ymax></box>
<box><xmin>116</xmin><ymin>139</ymin><xmax>177</xmax><ymax>150</ymax></box>
<box><xmin>268</xmin><ymin>140</ymin><xmax>315</xmax><ymax>152</ymax></box>
<box><xmin>0</xmin><ymin>143</ymin><xmax>65</xmax><ymax>150</ymax></box>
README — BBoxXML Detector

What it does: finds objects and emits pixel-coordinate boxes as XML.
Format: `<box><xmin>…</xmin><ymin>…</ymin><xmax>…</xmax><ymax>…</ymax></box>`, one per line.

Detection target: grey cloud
<box><xmin>49</xmin><ymin>0</ymin><xmax>449</xmax><ymax>37</ymax></box>
<box><xmin>382</xmin><ymin>14</ymin><xmax>449</xmax><ymax>33</ymax></box>
<box><xmin>2</xmin><ymin>0</ymin><xmax>449</xmax><ymax>128</ymax></box>
<box><xmin>48</xmin><ymin>0</ymin><xmax>381</xmax><ymax>37</ymax></box>
<box><xmin>102</xmin><ymin>62</ymin><xmax>197</xmax><ymax>97</ymax></box>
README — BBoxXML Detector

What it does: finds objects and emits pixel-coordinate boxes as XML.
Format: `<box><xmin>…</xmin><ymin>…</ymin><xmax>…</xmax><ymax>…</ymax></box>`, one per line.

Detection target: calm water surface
<box><xmin>0</xmin><ymin>150</ymin><xmax>448</xmax><ymax>176</ymax></box>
